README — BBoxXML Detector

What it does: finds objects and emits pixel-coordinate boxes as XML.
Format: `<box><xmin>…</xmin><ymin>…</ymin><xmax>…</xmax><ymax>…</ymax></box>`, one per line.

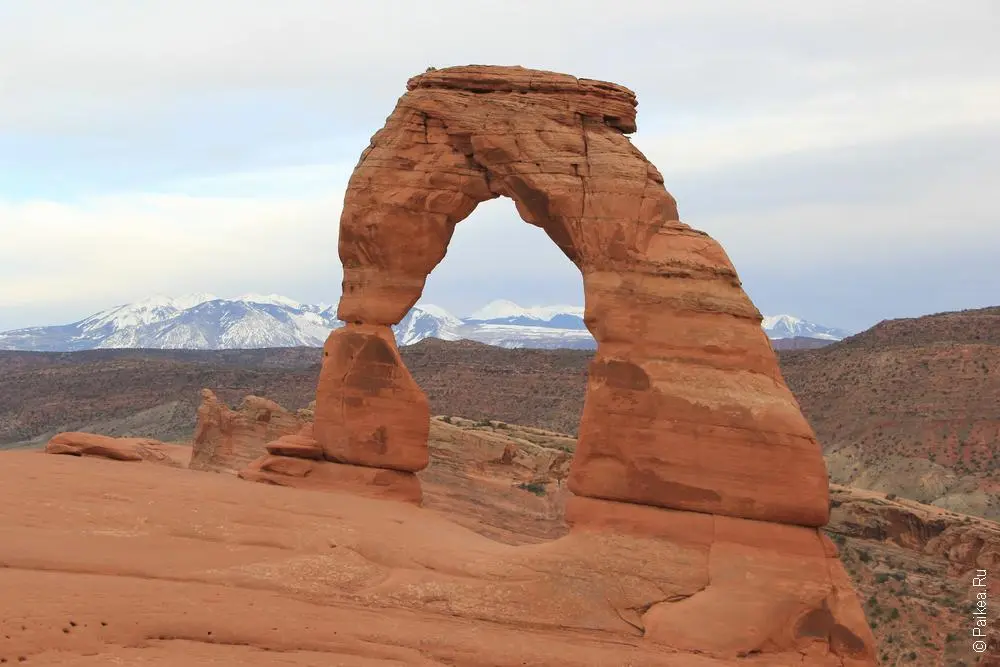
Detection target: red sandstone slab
<box><xmin>240</xmin><ymin>454</ymin><xmax>422</xmax><ymax>505</ymax></box>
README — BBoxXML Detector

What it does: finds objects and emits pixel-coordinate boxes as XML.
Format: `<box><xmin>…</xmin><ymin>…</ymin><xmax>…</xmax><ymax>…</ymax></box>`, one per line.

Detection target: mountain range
<box><xmin>0</xmin><ymin>294</ymin><xmax>851</xmax><ymax>351</ymax></box>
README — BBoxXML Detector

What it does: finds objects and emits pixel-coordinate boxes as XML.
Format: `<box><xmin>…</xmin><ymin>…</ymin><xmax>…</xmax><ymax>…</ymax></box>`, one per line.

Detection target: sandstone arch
<box><xmin>315</xmin><ymin>65</ymin><xmax>829</xmax><ymax>527</ymax></box>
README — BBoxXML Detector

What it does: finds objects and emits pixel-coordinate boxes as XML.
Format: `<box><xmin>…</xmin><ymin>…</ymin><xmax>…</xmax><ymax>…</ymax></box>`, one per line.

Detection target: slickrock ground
<box><xmin>4</xmin><ymin>412</ymin><xmax>996</xmax><ymax>664</ymax></box>
<box><xmin>1</xmin><ymin>412</ymin><xmax>878</xmax><ymax>666</ymax></box>
<box><xmin>0</xmin><ymin>451</ymin><xmax>853</xmax><ymax>666</ymax></box>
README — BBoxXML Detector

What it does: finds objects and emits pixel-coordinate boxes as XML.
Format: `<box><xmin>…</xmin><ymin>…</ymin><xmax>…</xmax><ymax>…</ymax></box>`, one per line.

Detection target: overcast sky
<box><xmin>2</xmin><ymin>1</ymin><xmax>998</xmax><ymax>332</ymax></box>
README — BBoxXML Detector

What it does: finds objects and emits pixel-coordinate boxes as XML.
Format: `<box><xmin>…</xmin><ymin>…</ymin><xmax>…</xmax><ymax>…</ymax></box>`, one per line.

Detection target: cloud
<box><xmin>638</xmin><ymin>80</ymin><xmax>1000</xmax><ymax>174</ymax></box>
<box><xmin>0</xmin><ymin>166</ymin><xmax>350</xmax><ymax>322</ymax></box>
<box><xmin>1</xmin><ymin>1</ymin><xmax>998</xmax><ymax>332</ymax></box>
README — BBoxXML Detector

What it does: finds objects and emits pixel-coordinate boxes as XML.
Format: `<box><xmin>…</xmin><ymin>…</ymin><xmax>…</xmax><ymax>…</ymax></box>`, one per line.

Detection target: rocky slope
<box><xmin>826</xmin><ymin>485</ymin><xmax>999</xmax><ymax>666</ymax></box>
<box><xmin>0</xmin><ymin>347</ymin><xmax>323</xmax><ymax>446</ymax></box>
<box><xmin>781</xmin><ymin>306</ymin><xmax>1000</xmax><ymax>520</ymax></box>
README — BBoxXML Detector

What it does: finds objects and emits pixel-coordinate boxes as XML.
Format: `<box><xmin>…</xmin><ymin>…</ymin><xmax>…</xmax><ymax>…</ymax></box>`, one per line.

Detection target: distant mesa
<box><xmin>0</xmin><ymin>294</ymin><xmax>848</xmax><ymax>352</ymax></box>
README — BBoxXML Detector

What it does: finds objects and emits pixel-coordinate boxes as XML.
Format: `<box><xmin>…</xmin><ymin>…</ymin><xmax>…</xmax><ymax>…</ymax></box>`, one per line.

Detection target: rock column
<box><xmin>313</xmin><ymin>324</ymin><xmax>430</xmax><ymax>473</ymax></box>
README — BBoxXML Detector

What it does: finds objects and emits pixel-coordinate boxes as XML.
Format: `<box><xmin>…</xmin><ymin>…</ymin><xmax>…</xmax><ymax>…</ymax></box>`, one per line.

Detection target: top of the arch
<box><xmin>406</xmin><ymin>65</ymin><xmax>639</xmax><ymax>133</ymax></box>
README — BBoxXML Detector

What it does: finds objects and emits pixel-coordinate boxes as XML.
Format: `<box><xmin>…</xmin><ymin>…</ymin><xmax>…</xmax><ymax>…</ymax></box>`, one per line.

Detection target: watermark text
<box><xmin>971</xmin><ymin>568</ymin><xmax>989</xmax><ymax>654</ymax></box>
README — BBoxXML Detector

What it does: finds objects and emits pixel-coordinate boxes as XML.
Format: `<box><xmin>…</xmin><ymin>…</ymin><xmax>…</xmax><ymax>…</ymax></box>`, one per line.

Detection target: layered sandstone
<box><xmin>313</xmin><ymin>325</ymin><xmax>429</xmax><ymax>472</ymax></box>
<box><xmin>242</xmin><ymin>423</ymin><xmax>423</xmax><ymax>504</ymax></box>
<box><xmin>45</xmin><ymin>431</ymin><xmax>185</xmax><ymax>466</ymax></box>
<box><xmin>826</xmin><ymin>485</ymin><xmax>1000</xmax><ymax>663</ymax></box>
<box><xmin>189</xmin><ymin>389</ymin><xmax>305</xmax><ymax>474</ymax></box>
<box><xmin>324</xmin><ymin>64</ymin><xmax>828</xmax><ymax>525</ymax></box>
<box><xmin>265</xmin><ymin>432</ymin><xmax>324</xmax><ymax>460</ymax></box>
<box><xmin>566</xmin><ymin>496</ymin><xmax>874</xmax><ymax>660</ymax></box>
<box><xmin>240</xmin><ymin>454</ymin><xmax>422</xmax><ymax>504</ymax></box>
<box><xmin>0</xmin><ymin>450</ymin><xmax>874</xmax><ymax>665</ymax></box>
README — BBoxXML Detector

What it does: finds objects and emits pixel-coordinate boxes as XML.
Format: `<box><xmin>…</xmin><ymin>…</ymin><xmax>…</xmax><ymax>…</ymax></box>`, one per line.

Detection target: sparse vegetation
<box><xmin>516</xmin><ymin>481</ymin><xmax>547</xmax><ymax>497</ymax></box>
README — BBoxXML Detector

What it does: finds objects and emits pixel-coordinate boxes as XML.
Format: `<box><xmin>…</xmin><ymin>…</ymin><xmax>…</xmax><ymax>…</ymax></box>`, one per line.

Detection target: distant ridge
<box><xmin>0</xmin><ymin>296</ymin><xmax>850</xmax><ymax>352</ymax></box>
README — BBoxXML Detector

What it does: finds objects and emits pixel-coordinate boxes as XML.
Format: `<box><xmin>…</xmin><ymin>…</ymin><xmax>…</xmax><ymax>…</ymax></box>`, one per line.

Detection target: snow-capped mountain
<box><xmin>465</xmin><ymin>299</ymin><xmax>587</xmax><ymax>330</ymax></box>
<box><xmin>761</xmin><ymin>314</ymin><xmax>852</xmax><ymax>341</ymax></box>
<box><xmin>0</xmin><ymin>294</ymin><xmax>343</xmax><ymax>351</ymax></box>
<box><xmin>0</xmin><ymin>296</ymin><xmax>850</xmax><ymax>352</ymax></box>
<box><xmin>394</xmin><ymin>305</ymin><xmax>465</xmax><ymax>346</ymax></box>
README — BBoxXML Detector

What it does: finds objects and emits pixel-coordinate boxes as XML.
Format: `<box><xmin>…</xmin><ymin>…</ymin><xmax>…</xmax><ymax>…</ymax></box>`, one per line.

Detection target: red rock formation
<box><xmin>311</xmin><ymin>64</ymin><xmax>874</xmax><ymax>662</ymax></box>
<box><xmin>567</xmin><ymin>496</ymin><xmax>875</xmax><ymax>661</ymax></box>
<box><xmin>189</xmin><ymin>389</ymin><xmax>304</xmax><ymax>474</ymax></box>
<box><xmin>320</xmin><ymin>64</ymin><xmax>828</xmax><ymax>526</ymax></box>
<box><xmin>239</xmin><ymin>454</ymin><xmax>422</xmax><ymax>504</ymax></box>
<box><xmin>829</xmin><ymin>484</ymin><xmax>1000</xmax><ymax>576</ymax></box>
<box><xmin>0</xmin><ymin>449</ymin><xmax>878</xmax><ymax>666</ymax></box>
<box><xmin>45</xmin><ymin>431</ymin><xmax>184</xmax><ymax>466</ymax></box>
<box><xmin>313</xmin><ymin>324</ymin><xmax>429</xmax><ymax>472</ymax></box>
<box><xmin>265</xmin><ymin>433</ymin><xmax>324</xmax><ymax>460</ymax></box>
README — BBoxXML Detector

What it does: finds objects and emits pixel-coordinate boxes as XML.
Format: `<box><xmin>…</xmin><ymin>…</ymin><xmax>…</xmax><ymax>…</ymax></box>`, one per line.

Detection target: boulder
<box><xmin>265</xmin><ymin>433</ymin><xmax>324</xmax><ymax>460</ymax></box>
<box><xmin>45</xmin><ymin>432</ymin><xmax>182</xmax><ymax>466</ymax></box>
<box><xmin>239</xmin><ymin>454</ymin><xmax>422</xmax><ymax>505</ymax></box>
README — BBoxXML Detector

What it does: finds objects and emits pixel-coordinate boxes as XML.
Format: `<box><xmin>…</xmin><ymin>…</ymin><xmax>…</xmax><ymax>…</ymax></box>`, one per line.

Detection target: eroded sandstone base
<box><xmin>566</xmin><ymin>496</ymin><xmax>874</xmax><ymax>661</ymax></box>
<box><xmin>240</xmin><ymin>454</ymin><xmax>422</xmax><ymax>505</ymax></box>
<box><xmin>313</xmin><ymin>325</ymin><xmax>429</xmax><ymax>472</ymax></box>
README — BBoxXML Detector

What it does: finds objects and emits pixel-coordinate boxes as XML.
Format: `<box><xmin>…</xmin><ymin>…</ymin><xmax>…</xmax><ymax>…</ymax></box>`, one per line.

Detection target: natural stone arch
<box><xmin>315</xmin><ymin>65</ymin><xmax>830</xmax><ymax>527</ymax></box>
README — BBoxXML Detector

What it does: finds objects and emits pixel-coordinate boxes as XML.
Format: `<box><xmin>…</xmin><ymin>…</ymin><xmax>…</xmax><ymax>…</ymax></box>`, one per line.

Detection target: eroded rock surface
<box><xmin>240</xmin><ymin>454</ymin><xmax>422</xmax><ymax>505</ymax></box>
<box><xmin>189</xmin><ymin>389</ymin><xmax>304</xmax><ymax>474</ymax></box>
<box><xmin>826</xmin><ymin>485</ymin><xmax>1000</xmax><ymax>663</ymax></box>
<box><xmin>567</xmin><ymin>496</ymin><xmax>874</xmax><ymax>662</ymax></box>
<box><xmin>324</xmin><ymin>64</ymin><xmax>828</xmax><ymax>526</ymax></box>
<box><xmin>313</xmin><ymin>325</ymin><xmax>429</xmax><ymax>472</ymax></box>
<box><xmin>45</xmin><ymin>431</ymin><xmax>185</xmax><ymax>466</ymax></box>
<box><xmin>0</xmin><ymin>451</ymin><xmax>874</xmax><ymax>665</ymax></box>
<box><xmin>265</xmin><ymin>433</ymin><xmax>324</xmax><ymax>460</ymax></box>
